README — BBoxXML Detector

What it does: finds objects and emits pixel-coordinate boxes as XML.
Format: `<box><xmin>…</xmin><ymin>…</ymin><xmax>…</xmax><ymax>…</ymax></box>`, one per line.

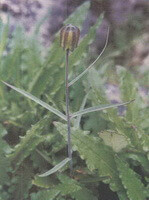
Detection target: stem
<box><xmin>65</xmin><ymin>49</ymin><xmax>73</xmax><ymax>175</ymax></box>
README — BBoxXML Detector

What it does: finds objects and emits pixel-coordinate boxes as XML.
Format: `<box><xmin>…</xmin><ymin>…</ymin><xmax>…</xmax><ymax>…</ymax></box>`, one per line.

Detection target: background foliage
<box><xmin>0</xmin><ymin>2</ymin><xmax>148</xmax><ymax>200</ymax></box>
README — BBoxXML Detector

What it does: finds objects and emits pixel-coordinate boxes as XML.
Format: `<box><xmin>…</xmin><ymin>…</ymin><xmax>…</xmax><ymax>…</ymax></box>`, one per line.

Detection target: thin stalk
<box><xmin>65</xmin><ymin>49</ymin><xmax>73</xmax><ymax>175</ymax></box>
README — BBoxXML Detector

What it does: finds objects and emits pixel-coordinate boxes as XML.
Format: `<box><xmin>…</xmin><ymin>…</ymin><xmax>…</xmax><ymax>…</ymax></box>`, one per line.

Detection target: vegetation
<box><xmin>0</xmin><ymin>2</ymin><xmax>148</xmax><ymax>200</ymax></box>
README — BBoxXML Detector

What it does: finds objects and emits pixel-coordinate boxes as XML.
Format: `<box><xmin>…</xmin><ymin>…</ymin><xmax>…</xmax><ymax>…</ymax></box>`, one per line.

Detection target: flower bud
<box><xmin>60</xmin><ymin>24</ymin><xmax>80</xmax><ymax>52</ymax></box>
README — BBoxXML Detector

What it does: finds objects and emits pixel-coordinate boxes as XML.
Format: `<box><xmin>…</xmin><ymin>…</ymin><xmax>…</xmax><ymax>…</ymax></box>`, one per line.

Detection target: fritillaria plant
<box><xmin>60</xmin><ymin>24</ymin><xmax>80</xmax><ymax>174</ymax></box>
<box><xmin>2</xmin><ymin>23</ymin><xmax>134</xmax><ymax>177</ymax></box>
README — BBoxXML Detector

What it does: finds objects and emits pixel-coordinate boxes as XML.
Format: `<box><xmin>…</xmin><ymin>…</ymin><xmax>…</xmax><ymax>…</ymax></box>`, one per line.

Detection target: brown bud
<box><xmin>60</xmin><ymin>24</ymin><xmax>80</xmax><ymax>52</ymax></box>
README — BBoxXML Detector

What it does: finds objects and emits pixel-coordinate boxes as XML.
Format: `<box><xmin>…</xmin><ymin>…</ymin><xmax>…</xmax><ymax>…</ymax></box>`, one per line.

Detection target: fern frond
<box><xmin>9</xmin><ymin>117</ymin><xmax>49</xmax><ymax>169</ymax></box>
<box><xmin>57</xmin><ymin>174</ymin><xmax>81</xmax><ymax>195</ymax></box>
<box><xmin>117</xmin><ymin>66</ymin><xmax>140</xmax><ymax>123</ymax></box>
<box><xmin>11</xmin><ymin>163</ymin><xmax>33</xmax><ymax>200</ymax></box>
<box><xmin>115</xmin><ymin>156</ymin><xmax>147</xmax><ymax>200</ymax></box>
<box><xmin>32</xmin><ymin>173</ymin><xmax>98</xmax><ymax>200</ymax></box>
<box><xmin>54</xmin><ymin>122</ymin><xmax>127</xmax><ymax>194</ymax></box>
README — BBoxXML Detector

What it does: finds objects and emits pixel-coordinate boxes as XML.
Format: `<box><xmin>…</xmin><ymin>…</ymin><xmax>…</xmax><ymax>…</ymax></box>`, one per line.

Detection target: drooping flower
<box><xmin>60</xmin><ymin>24</ymin><xmax>80</xmax><ymax>52</ymax></box>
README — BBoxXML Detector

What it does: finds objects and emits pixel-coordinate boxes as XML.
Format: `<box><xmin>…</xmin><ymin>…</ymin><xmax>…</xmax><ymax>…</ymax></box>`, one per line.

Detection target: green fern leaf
<box><xmin>55</xmin><ymin>122</ymin><xmax>115</xmax><ymax>175</ymax></box>
<box><xmin>1</xmin><ymin>26</ymin><xmax>27</xmax><ymax>86</ymax></box>
<box><xmin>11</xmin><ymin>163</ymin><xmax>33</xmax><ymax>200</ymax></box>
<box><xmin>57</xmin><ymin>174</ymin><xmax>81</xmax><ymax>195</ymax></box>
<box><xmin>57</xmin><ymin>174</ymin><xmax>98</xmax><ymax>199</ymax></box>
<box><xmin>115</xmin><ymin>156</ymin><xmax>147</xmax><ymax>200</ymax></box>
<box><xmin>32</xmin><ymin>174</ymin><xmax>97</xmax><ymax>200</ymax></box>
<box><xmin>117</xmin><ymin>66</ymin><xmax>140</xmax><ymax>123</ymax></box>
<box><xmin>85</xmin><ymin>68</ymin><xmax>143</xmax><ymax>150</ymax></box>
<box><xmin>9</xmin><ymin>117</ymin><xmax>49</xmax><ymax>169</ymax></box>
<box><xmin>54</xmin><ymin>122</ymin><xmax>127</xmax><ymax>195</ymax></box>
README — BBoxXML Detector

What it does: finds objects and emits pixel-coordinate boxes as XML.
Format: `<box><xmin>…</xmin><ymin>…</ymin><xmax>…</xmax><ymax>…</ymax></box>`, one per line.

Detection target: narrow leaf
<box><xmin>2</xmin><ymin>81</ymin><xmax>67</xmax><ymax>121</ymax></box>
<box><xmin>68</xmin><ymin>27</ymin><xmax>109</xmax><ymax>87</ymax></box>
<box><xmin>71</xmin><ymin>100</ymin><xmax>134</xmax><ymax>118</ymax></box>
<box><xmin>38</xmin><ymin>158</ymin><xmax>70</xmax><ymax>177</ymax></box>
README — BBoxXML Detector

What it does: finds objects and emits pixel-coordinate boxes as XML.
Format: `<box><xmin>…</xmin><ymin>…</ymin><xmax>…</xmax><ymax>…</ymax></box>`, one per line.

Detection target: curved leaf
<box><xmin>69</xmin><ymin>27</ymin><xmax>109</xmax><ymax>87</ymax></box>
<box><xmin>38</xmin><ymin>158</ymin><xmax>70</xmax><ymax>177</ymax></box>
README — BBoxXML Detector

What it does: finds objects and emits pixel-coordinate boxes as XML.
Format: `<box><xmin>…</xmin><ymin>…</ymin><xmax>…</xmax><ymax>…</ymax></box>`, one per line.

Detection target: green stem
<box><xmin>65</xmin><ymin>49</ymin><xmax>73</xmax><ymax>175</ymax></box>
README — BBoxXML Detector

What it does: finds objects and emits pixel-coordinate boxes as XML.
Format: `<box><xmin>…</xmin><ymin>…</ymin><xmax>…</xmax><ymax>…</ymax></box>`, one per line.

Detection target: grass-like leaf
<box><xmin>68</xmin><ymin>27</ymin><xmax>109</xmax><ymax>87</ymax></box>
<box><xmin>38</xmin><ymin>158</ymin><xmax>70</xmax><ymax>177</ymax></box>
<box><xmin>71</xmin><ymin>100</ymin><xmax>134</xmax><ymax>118</ymax></box>
<box><xmin>2</xmin><ymin>81</ymin><xmax>67</xmax><ymax>121</ymax></box>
